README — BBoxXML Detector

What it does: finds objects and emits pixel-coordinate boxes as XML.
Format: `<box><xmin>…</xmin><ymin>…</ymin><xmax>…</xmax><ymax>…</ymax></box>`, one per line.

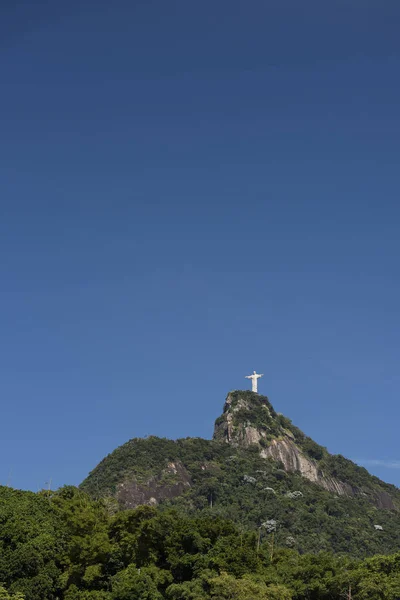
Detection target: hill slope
<box><xmin>81</xmin><ymin>391</ymin><xmax>400</xmax><ymax>557</ymax></box>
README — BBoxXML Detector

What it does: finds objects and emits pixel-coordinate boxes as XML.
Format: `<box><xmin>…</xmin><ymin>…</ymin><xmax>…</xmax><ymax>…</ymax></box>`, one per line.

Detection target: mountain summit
<box><xmin>81</xmin><ymin>390</ymin><xmax>400</xmax><ymax>556</ymax></box>
<box><xmin>213</xmin><ymin>391</ymin><xmax>395</xmax><ymax>508</ymax></box>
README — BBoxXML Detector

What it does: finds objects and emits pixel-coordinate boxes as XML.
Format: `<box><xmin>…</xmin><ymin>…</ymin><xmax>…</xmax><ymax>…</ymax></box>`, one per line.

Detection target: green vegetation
<box><xmin>80</xmin><ymin>434</ymin><xmax>400</xmax><ymax>557</ymax></box>
<box><xmin>3</xmin><ymin>391</ymin><xmax>400</xmax><ymax>599</ymax></box>
<box><xmin>1</xmin><ymin>485</ymin><xmax>400</xmax><ymax>600</ymax></box>
<box><xmin>81</xmin><ymin>390</ymin><xmax>400</xmax><ymax>557</ymax></box>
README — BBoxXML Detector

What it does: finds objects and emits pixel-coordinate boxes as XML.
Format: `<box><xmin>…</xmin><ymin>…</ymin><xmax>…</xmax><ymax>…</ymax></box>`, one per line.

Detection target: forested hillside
<box><xmin>2</xmin><ymin>485</ymin><xmax>400</xmax><ymax>600</ymax></box>
<box><xmin>2</xmin><ymin>391</ymin><xmax>400</xmax><ymax>600</ymax></box>
<box><xmin>81</xmin><ymin>392</ymin><xmax>400</xmax><ymax>557</ymax></box>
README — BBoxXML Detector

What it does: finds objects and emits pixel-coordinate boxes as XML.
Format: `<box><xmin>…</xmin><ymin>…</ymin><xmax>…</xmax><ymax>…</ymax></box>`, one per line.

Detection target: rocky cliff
<box><xmin>213</xmin><ymin>390</ymin><xmax>396</xmax><ymax>509</ymax></box>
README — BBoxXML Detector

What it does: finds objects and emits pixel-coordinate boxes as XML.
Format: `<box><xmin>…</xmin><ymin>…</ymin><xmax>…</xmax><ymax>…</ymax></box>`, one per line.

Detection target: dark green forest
<box><xmin>1</xmin><ymin>484</ymin><xmax>400</xmax><ymax>600</ymax></box>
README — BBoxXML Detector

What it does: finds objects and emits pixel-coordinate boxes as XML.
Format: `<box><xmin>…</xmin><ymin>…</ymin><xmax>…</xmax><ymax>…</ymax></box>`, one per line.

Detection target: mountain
<box><xmin>81</xmin><ymin>391</ymin><xmax>400</xmax><ymax>557</ymax></box>
<box><xmin>3</xmin><ymin>393</ymin><xmax>400</xmax><ymax>600</ymax></box>
<box><xmin>213</xmin><ymin>391</ymin><xmax>397</xmax><ymax>509</ymax></box>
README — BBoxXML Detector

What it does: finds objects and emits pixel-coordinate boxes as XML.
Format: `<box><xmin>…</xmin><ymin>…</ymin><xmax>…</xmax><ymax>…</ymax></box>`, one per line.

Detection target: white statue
<box><xmin>245</xmin><ymin>370</ymin><xmax>263</xmax><ymax>393</ymax></box>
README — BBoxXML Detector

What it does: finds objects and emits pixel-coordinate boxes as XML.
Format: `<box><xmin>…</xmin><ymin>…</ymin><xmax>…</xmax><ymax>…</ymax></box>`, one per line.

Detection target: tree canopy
<box><xmin>1</xmin><ymin>484</ymin><xmax>400</xmax><ymax>600</ymax></box>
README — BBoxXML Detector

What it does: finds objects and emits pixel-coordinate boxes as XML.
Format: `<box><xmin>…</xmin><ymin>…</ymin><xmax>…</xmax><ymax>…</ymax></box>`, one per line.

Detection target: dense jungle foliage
<box><xmin>1</xmin><ymin>484</ymin><xmax>400</xmax><ymax>600</ymax></box>
<box><xmin>80</xmin><ymin>435</ymin><xmax>400</xmax><ymax>557</ymax></box>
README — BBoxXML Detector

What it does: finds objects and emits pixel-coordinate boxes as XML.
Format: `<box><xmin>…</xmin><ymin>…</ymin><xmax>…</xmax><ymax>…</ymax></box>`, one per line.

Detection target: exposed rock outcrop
<box><xmin>117</xmin><ymin>460</ymin><xmax>192</xmax><ymax>509</ymax></box>
<box><xmin>213</xmin><ymin>390</ymin><xmax>396</xmax><ymax>510</ymax></box>
<box><xmin>260</xmin><ymin>437</ymin><xmax>357</xmax><ymax>497</ymax></box>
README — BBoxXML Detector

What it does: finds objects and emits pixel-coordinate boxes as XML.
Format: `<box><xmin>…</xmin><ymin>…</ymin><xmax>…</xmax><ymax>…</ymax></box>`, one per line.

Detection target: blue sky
<box><xmin>1</xmin><ymin>0</ymin><xmax>400</xmax><ymax>491</ymax></box>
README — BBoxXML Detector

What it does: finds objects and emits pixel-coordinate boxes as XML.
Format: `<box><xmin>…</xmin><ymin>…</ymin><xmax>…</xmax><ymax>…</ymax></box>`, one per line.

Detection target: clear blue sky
<box><xmin>1</xmin><ymin>0</ymin><xmax>400</xmax><ymax>491</ymax></box>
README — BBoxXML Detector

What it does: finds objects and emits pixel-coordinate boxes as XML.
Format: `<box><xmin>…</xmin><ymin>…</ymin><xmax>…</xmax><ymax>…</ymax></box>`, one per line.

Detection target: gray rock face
<box><xmin>260</xmin><ymin>437</ymin><xmax>356</xmax><ymax>497</ymax></box>
<box><xmin>214</xmin><ymin>396</ymin><xmax>264</xmax><ymax>446</ymax></box>
<box><xmin>213</xmin><ymin>391</ymin><xmax>397</xmax><ymax>510</ymax></box>
<box><xmin>116</xmin><ymin>460</ymin><xmax>192</xmax><ymax>509</ymax></box>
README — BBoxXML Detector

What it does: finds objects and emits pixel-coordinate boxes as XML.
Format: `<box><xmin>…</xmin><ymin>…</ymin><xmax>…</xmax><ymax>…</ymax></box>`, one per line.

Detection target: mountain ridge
<box><xmin>80</xmin><ymin>390</ymin><xmax>400</xmax><ymax>556</ymax></box>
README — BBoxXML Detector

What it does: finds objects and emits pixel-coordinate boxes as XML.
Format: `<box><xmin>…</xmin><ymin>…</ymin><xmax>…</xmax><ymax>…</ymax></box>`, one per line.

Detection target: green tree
<box><xmin>0</xmin><ymin>587</ymin><xmax>25</xmax><ymax>600</ymax></box>
<box><xmin>208</xmin><ymin>572</ymin><xmax>291</xmax><ymax>600</ymax></box>
<box><xmin>111</xmin><ymin>565</ymin><xmax>172</xmax><ymax>600</ymax></box>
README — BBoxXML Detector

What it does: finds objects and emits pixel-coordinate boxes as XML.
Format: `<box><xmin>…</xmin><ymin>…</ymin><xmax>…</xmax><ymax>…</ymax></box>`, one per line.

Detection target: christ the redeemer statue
<box><xmin>245</xmin><ymin>371</ymin><xmax>263</xmax><ymax>393</ymax></box>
